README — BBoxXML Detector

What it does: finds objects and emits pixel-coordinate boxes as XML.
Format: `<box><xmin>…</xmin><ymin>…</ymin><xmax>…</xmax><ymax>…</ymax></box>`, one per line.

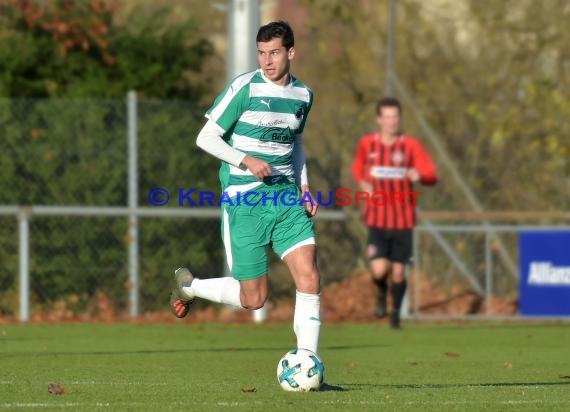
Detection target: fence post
<box><xmin>228</xmin><ymin>0</ymin><xmax>266</xmax><ymax>323</ymax></box>
<box><xmin>412</xmin><ymin>228</ymin><xmax>420</xmax><ymax>318</ymax></box>
<box><xmin>385</xmin><ymin>0</ymin><xmax>397</xmax><ymax>96</ymax></box>
<box><xmin>485</xmin><ymin>230</ymin><xmax>492</xmax><ymax>316</ymax></box>
<box><xmin>18</xmin><ymin>208</ymin><xmax>30</xmax><ymax>322</ymax></box>
<box><xmin>128</xmin><ymin>91</ymin><xmax>139</xmax><ymax>317</ymax></box>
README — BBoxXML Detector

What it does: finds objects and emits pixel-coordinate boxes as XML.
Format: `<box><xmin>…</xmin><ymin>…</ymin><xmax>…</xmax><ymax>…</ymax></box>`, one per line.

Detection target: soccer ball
<box><xmin>276</xmin><ymin>348</ymin><xmax>324</xmax><ymax>392</ymax></box>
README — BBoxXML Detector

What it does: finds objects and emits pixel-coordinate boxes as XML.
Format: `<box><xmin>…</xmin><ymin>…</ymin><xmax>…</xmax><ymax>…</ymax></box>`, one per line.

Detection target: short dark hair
<box><xmin>376</xmin><ymin>97</ymin><xmax>402</xmax><ymax>115</ymax></box>
<box><xmin>256</xmin><ymin>21</ymin><xmax>294</xmax><ymax>50</ymax></box>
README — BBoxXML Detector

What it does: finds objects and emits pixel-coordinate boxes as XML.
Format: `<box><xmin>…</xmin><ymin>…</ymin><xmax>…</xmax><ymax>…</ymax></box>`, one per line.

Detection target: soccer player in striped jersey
<box><xmin>169</xmin><ymin>21</ymin><xmax>322</xmax><ymax>355</ymax></box>
<box><xmin>352</xmin><ymin>98</ymin><xmax>437</xmax><ymax>329</ymax></box>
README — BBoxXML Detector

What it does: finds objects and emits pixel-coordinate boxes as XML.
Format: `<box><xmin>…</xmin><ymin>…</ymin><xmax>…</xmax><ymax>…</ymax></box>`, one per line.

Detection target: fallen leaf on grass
<box><xmin>444</xmin><ymin>352</ymin><xmax>460</xmax><ymax>358</ymax></box>
<box><xmin>47</xmin><ymin>383</ymin><xmax>65</xmax><ymax>395</ymax></box>
<box><xmin>504</xmin><ymin>362</ymin><xmax>513</xmax><ymax>369</ymax></box>
<box><xmin>241</xmin><ymin>387</ymin><xmax>257</xmax><ymax>393</ymax></box>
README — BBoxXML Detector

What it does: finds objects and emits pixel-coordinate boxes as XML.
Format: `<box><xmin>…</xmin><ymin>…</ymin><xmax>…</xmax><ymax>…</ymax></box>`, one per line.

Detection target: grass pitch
<box><xmin>0</xmin><ymin>321</ymin><xmax>569</xmax><ymax>411</ymax></box>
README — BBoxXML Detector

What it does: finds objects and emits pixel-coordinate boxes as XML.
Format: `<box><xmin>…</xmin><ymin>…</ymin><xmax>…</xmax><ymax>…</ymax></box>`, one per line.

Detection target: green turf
<box><xmin>0</xmin><ymin>321</ymin><xmax>569</xmax><ymax>411</ymax></box>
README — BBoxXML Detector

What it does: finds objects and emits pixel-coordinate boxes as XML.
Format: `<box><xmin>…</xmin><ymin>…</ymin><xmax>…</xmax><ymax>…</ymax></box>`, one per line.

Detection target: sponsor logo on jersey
<box><xmin>260</xmin><ymin>126</ymin><xmax>296</xmax><ymax>144</ymax></box>
<box><xmin>370</xmin><ymin>166</ymin><xmax>407</xmax><ymax>179</ymax></box>
<box><xmin>258</xmin><ymin>119</ymin><xmax>287</xmax><ymax>127</ymax></box>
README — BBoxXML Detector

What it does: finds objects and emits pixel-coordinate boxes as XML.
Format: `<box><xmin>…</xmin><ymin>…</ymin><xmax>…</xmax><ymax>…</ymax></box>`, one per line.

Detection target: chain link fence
<box><xmin>1</xmin><ymin>96</ymin><xmax>565</xmax><ymax>321</ymax></box>
<box><xmin>0</xmin><ymin>97</ymin><xmax>362</xmax><ymax>320</ymax></box>
<box><xmin>412</xmin><ymin>227</ymin><xmax>519</xmax><ymax>318</ymax></box>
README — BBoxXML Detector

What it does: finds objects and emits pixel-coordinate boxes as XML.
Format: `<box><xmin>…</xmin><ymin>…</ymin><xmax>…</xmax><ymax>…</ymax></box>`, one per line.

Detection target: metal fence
<box><xmin>411</xmin><ymin>224</ymin><xmax>569</xmax><ymax>319</ymax></box>
<box><xmin>0</xmin><ymin>94</ymin><xmax>354</xmax><ymax>321</ymax></box>
<box><xmin>2</xmin><ymin>204</ymin><xmax>566</xmax><ymax>321</ymax></box>
<box><xmin>0</xmin><ymin>205</ymin><xmax>346</xmax><ymax>321</ymax></box>
<box><xmin>1</xmin><ymin>95</ymin><xmax>567</xmax><ymax>322</ymax></box>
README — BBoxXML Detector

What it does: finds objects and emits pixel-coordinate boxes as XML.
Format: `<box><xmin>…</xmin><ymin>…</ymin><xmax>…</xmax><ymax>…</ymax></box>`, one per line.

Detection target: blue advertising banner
<box><xmin>519</xmin><ymin>231</ymin><xmax>570</xmax><ymax>316</ymax></box>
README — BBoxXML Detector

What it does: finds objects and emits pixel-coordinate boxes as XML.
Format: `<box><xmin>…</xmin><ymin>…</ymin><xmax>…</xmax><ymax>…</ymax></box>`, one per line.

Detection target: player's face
<box><xmin>377</xmin><ymin>106</ymin><xmax>401</xmax><ymax>135</ymax></box>
<box><xmin>257</xmin><ymin>38</ymin><xmax>294</xmax><ymax>86</ymax></box>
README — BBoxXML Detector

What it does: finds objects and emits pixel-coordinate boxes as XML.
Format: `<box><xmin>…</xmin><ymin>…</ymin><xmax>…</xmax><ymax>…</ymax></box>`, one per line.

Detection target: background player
<box><xmin>352</xmin><ymin>97</ymin><xmax>437</xmax><ymax>329</ymax></box>
<box><xmin>169</xmin><ymin>21</ymin><xmax>322</xmax><ymax>355</ymax></box>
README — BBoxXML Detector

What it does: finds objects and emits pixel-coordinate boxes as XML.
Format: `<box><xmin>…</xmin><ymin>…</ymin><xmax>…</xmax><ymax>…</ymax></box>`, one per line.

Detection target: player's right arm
<box><xmin>197</xmin><ymin>74</ymin><xmax>272</xmax><ymax>179</ymax></box>
<box><xmin>352</xmin><ymin>136</ymin><xmax>373</xmax><ymax>194</ymax></box>
<box><xmin>196</xmin><ymin>121</ymin><xmax>271</xmax><ymax>179</ymax></box>
<box><xmin>240</xmin><ymin>154</ymin><xmax>272</xmax><ymax>179</ymax></box>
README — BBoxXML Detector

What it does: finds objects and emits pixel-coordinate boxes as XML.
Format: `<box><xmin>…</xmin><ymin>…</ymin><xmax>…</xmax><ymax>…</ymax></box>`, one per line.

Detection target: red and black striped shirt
<box><xmin>352</xmin><ymin>133</ymin><xmax>437</xmax><ymax>229</ymax></box>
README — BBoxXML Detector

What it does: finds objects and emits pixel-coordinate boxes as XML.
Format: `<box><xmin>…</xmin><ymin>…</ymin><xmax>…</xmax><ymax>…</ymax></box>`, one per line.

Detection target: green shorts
<box><xmin>221</xmin><ymin>182</ymin><xmax>316</xmax><ymax>280</ymax></box>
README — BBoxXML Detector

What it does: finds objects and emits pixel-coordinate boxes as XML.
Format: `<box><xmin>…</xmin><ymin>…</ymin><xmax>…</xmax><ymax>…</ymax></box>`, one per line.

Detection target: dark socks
<box><xmin>373</xmin><ymin>277</ymin><xmax>388</xmax><ymax>318</ymax></box>
<box><xmin>373</xmin><ymin>277</ymin><xmax>388</xmax><ymax>297</ymax></box>
<box><xmin>390</xmin><ymin>280</ymin><xmax>407</xmax><ymax>312</ymax></box>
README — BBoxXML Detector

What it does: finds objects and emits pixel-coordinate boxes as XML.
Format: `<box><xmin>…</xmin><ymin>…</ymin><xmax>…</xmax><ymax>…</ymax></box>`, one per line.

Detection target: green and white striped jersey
<box><xmin>205</xmin><ymin>69</ymin><xmax>313</xmax><ymax>196</ymax></box>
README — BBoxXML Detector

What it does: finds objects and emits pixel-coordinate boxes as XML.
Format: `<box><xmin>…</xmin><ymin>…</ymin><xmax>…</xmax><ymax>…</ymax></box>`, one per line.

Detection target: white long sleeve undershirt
<box><xmin>196</xmin><ymin>120</ymin><xmax>246</xmax><ymax>167</ymax></box>
<box><xmin>195</xmin><ymin>119</ymin><xmax>309</xmax><ymax>187</ymax></box>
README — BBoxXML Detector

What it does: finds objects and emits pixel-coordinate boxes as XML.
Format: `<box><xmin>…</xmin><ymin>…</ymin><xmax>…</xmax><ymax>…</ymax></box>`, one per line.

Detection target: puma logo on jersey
<box><xmin>260</xmin><ymin>99</ymin><xmax>271</xmax><ymax>110</ymax></box>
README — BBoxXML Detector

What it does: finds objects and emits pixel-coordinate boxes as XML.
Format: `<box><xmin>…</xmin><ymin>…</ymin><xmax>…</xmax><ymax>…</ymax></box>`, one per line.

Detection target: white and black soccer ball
<box><xmin>276</xmin><ymin>348</ymin><xmax>325</xmax><ymax>392</ymax></box>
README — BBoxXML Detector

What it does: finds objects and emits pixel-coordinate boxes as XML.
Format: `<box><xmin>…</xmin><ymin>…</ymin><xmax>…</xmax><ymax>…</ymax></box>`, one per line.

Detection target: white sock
<box><xmin>293</xmin><ymin>291</ymin><xmax>321</xmax><ymax>354</ymax></box>
<box><xmin>183</xmin><ymin>277</ymin><xmax>242</xmax><ymax>307</ymax></box>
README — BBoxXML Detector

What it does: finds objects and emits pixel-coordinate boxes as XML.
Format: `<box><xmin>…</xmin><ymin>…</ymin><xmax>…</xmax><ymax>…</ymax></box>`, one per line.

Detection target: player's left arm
<box><xmin>293</xmin><ymin>133</ymin><xmax>318</xmax><ymax>217</ymax></box>
<box><xmin>407</xmin><ymin>139</ymin><xmax>438</xmax><ymax>185</ymax></box>
<box><xmin>293</xmin><ymin>91</ymin><xmax>317</xmax><ymax>217</ymax></box>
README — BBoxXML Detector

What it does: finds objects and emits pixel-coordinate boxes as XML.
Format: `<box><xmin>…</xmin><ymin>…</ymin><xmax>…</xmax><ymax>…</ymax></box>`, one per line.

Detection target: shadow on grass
<box><xmin>319</xmin><ymin>383</ymin><xmax>345</xmax><ymax>391</ymax></box>
<box><xmin>339</xmin><ymin>381</ymin><xmax>570</xmax><ymax>390</ymax></box>
<box><xmin>284</xmin><ymin>380</ymin><xmax>570</xmax><ymax>392</ymax></box>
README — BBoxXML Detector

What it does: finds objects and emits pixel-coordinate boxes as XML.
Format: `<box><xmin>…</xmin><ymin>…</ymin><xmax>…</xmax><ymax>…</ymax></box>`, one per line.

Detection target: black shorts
<box><xmin>366</xmin><ymin>228</ymin><xmax>412</xmax><ymax>263</ymax></box>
